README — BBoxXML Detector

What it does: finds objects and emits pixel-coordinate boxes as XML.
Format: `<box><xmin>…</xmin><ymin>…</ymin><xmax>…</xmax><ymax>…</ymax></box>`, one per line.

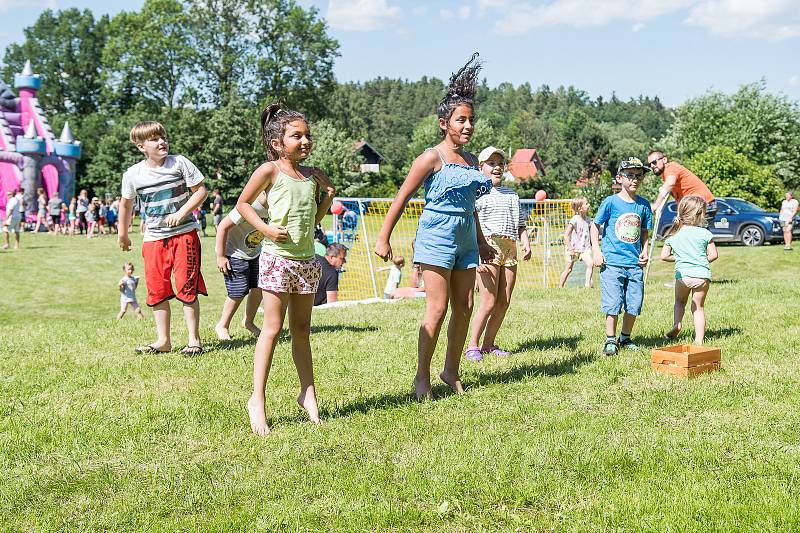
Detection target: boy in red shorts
<box><xmin>117</xmin><ymin>121</ymin><xmax>209</xmax><ymax>355</ymax></box>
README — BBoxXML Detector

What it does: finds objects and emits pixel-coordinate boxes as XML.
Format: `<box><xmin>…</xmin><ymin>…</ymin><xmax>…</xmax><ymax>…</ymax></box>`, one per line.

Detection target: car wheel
<box><xmin>740</xmin><ymin>225</ymin><xmax>765</xmax><ymax>246</ymax></box>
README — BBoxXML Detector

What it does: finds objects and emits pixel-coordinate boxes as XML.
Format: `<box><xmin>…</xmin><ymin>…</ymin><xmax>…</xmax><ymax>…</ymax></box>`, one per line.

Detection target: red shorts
<box><xmin>142</xmin><ymin>229</ymin><xmax>207</xmax><ymax>306</ymax></box>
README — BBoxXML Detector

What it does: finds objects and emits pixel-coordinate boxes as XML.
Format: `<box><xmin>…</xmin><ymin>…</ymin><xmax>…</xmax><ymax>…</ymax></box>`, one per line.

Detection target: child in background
<box><xmin>660</xmin><ymin>196</ymin><xmax>718</xmax><ymax>345</ymax></box>
<box><xmin>106</xmin><ymin>198</ymin><xmax>118</xmax><ymax>234</ymax></box>
<box><xmin>98</xmin><ymin>198</ymin><xmax>108</xmax><ymax>235</ymax></box>
<box><xmin>118</xmin><ymin>120</ymin><xmax>208</xmax><ymax>355</ymax></box>
<box><xmin>35</xmin><ymin>188</ymin><xmax>47</xmax><ymax>233</ymax></box>
<box><xmin>86</xmin><ymin>200</ymin><xmax>96</xmax><ymax>238</ymax></box>
<box><xmin>590</xmin><ymin>157</ymin><xmax>653</xmax><ymax>356</ymax></box>
<box><xmin>236</xmin><ymin>101</ymin><xmax>336</xmax><ymax>436</ymax></box>
<box><xmin>467</xmin><ymin>146</ymin><xmax>531</xmax><ymax>361</ymax></box>
<box><xmin>559</xmin><ymin>197</ymin><xmax>594</xmax><ymax>288</ymax></box>
<box><xmin>374</xmin><ymin>53</ymin><xmax>494</xmax><ymax>399</ymax></box>
<box><xmin>68</xmin><ymin>198</ymin><xmax>77</xmax><ymax>236</ymax></box>
<box><xmin>214</xmin><ymin>190</ymin><xmax>268</xmax><ymax>340</ymax></box>
<box><xmin>378</xmin><ymin>255</ymin><xmax>405</xmax><ymax>299</ymax></box>
<box><xmin>117</xmin><ymin>262</ymin><xmax>144</xmax><ymax>319</ymax></box>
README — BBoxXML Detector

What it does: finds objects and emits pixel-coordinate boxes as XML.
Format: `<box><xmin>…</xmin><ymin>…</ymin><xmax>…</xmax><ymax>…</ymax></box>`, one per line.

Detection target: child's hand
<box><xmin>118</xmin><ymin>235</ymin><xmax>131</xmax><ymax>251</ymax></box>
<box><xmin>638</xmin><ymin>250</ymin><xmax>649</xmax><ymax>267</ymax></box>
<box><xmin>217</xmin><ymin>255</ymin><xmax>231</xmax><ymax>275</ymax></box>
<box><xmin>310</xmin><ymin>169</ymin><xmax>336</xmax><ymax>196</ymax></box>
<box><xmin>266</xmin><ymin>225</ymin><xmax>288</xmax><ymax>243</ymax></box>
<box><xmin>593</xmin><ymin>250</ymin><xmax>605</xmax><ymax>267</ymax></box>
<box><xmin>374</xmin><ymin>239</ymin><xmax>392</xmax><ymax>261</ymax></box>
<box><xmin>521</xmin><ymin>243</ymin><xmax>531</xmax><ymax>261</ymax></box>
<box><xmin>478</xmin><ymin>241</ymin><xmax>496</xmax><ymax>263</ymax></box>
<box><xmin>476</xmin><ymin>262</ymin><xmax>490</xmax><ymax>273</ymax></box>
<box><xmin>164</xmin><ymin>213</ymin><xmax>183</xmax><ymax>227</ymax></box>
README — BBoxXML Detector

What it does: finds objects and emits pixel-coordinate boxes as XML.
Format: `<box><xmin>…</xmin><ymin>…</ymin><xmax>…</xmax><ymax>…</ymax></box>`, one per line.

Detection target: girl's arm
<box><xmin>308</xmin><ymin>168</ymin><xmax>336</xmax><ymax>224</ymax></box>
<box><xmin>660</xmin><ymin>243</ymin><xmax>674</xmax><ymax>262</ymax></box>
<box><xmin>563</xmin><ymin>224</ymin><xmax>575</xmax><ymax>252</ymax></box>
<box><xmin>374</xmin><ymin>151</ymin><xmax>438</xmax><ymax>261</ymax></box>
<box><xmin>707</xmin><ymin>241</ymin><xmax>718</xmax><ymax>263</ymax></box>
<box><xmin>236</xmin><ymin>163</ymin><xmax>287</xmax><ymax>243</ymax></box>
<box><xmin>590</xmin><ymin>223</ymin><xmax>604</xmax><ymax>266</ymax></box>
<box><xmin>215</xmin><ymin>216</ymin><xmax>235</xmax><ymax>274</ymax></box>
<box><xmin>474</xmin><ymin>212</ymin><xmax>496</xmax><ymax>264</ymax></box>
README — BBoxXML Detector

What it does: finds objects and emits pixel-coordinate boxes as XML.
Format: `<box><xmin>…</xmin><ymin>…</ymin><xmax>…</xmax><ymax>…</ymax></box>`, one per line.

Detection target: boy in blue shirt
<box><xmin>590</xmin><ymin>157</ymin><xmax>654</xmax><ymax>356</ymax></box>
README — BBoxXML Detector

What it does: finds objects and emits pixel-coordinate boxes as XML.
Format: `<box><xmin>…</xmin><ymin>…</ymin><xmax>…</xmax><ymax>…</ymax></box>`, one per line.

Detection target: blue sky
<box><xmin>1</xmin><ymin>0</ymin><xmax>799</xmax><ymax>107</ymax></box>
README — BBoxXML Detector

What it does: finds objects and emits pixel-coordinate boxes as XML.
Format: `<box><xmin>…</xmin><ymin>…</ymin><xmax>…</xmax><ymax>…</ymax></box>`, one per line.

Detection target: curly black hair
<box><xmin>260</xmin><ymin>101</ymin><xmax>308</xmax><ymax>161</ymax></box>
<box><xmin>437</xmin><ymin>52</ymin><xmax>482</xmax><ymax>138</ymax></box>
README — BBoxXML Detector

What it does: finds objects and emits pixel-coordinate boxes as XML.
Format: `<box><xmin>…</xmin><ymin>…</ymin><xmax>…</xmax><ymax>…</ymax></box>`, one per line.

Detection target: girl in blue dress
<box><xmin>375</xmin><ymin>53</ymin><xmax>494</xmax><ymax>400</ymax></box>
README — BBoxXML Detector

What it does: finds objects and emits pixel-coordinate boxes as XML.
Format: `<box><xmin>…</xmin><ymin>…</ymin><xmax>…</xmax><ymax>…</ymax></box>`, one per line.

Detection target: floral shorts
<box><xmin>487</xmin><ymin>235</ymin><xmax>518</xmax><ymax>267</ymax></box>
<box><xmin>259</xmin><ymin>253</ymin><xmax>322</xmax><ymax>294</ymax></box>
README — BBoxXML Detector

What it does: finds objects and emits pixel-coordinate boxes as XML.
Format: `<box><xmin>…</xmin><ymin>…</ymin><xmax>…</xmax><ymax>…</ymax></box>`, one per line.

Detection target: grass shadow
<box><xmin>319</xmin><ymin>350</ymin><xmax>593</xmax><ymax>421</ymax></box>
<box><xmin>631</xmin><ymin>326</ymin><xmax>744</xmax><ymax>348</ymax></box>
<box><xmin>714</xmin><ymin>279</ymin><xmax>739</xmax><ymax>285</ymax></box>
<box><xmin>511</xmin><ymin>335</ymin><xmax>581</xmax><ymax>354</ymax></box>
<box><xmin>212</xmin><ymin>324</ymin><xmax>379</xmax><ymax>351</ymax></box>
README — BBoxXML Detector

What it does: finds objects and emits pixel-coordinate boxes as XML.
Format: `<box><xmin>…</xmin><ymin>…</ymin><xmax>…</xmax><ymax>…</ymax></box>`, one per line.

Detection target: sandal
<box><xmin>134</xmin><ymin>344</ymin><xmax>170</xmax><ymax>355</ymax></box>
<box><xmin>180</xmin><ymin>345</ymin><xmax>204</xmax><ymax>356</ymax></box>
<box><xmin>465</xmin><ymin>348</ymin><xmax>483</xmax><ymax>362</ymax></box>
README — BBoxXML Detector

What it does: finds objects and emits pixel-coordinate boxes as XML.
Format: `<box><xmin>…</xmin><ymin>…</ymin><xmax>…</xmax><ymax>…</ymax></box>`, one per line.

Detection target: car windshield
<box><xmin>724</xmin><ymin>199</ymin><xmax>766</xmax><ymax>212</ymax></box>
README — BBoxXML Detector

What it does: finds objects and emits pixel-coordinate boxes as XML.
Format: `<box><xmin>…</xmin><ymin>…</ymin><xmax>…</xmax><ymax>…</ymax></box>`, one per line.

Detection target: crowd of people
<box><xmin>3</xmin><ymin>53</ymin><xmax>794</xmax><ymax>437</ymax></box>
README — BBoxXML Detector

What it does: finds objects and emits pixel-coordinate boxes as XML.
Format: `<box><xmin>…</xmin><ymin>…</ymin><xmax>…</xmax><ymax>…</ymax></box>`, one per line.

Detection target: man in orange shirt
<box><xmin>649</xmin><ymin>151</ymin><xmax>716</xmax><ymax>224</ymax></box>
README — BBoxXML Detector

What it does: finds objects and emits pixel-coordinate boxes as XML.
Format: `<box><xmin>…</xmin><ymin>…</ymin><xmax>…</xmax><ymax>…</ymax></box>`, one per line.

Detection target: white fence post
<box><xmin>358</xmin><ymin>200</ymin><xmax>380</xmax><ymax>299</ymax></box>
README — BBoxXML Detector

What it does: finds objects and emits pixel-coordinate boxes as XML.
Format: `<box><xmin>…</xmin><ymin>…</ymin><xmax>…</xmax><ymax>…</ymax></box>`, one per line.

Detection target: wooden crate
<box><xmin>651</xmin><ymin>344</ymin><xmax>721</xmax><ymax>378</ymax></box>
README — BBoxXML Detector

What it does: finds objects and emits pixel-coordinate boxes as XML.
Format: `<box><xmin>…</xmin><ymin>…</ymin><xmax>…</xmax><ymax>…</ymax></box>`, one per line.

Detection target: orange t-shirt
<box><xmin>663</xmin><ymin>162</ymin><xmax>714</xmax><ymax>203</ymax></box>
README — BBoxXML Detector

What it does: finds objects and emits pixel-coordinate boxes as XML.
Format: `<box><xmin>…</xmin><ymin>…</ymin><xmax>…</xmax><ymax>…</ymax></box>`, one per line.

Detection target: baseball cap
<box><xmin>617</xmin><ymin>156</ymin><xmax>651</xmax><ymax>175</ymax></box>
<box><xmin>478</xmin><ymin>146</ymin><xmax>507</xmax><ymax>164</ymax></box>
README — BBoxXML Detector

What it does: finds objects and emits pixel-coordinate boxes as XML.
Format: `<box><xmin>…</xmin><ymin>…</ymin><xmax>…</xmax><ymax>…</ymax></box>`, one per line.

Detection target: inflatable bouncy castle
<box><xmin>0</xmin><ymin>60</ymin><xmax>81</xmax><ymax>220</ymax></box>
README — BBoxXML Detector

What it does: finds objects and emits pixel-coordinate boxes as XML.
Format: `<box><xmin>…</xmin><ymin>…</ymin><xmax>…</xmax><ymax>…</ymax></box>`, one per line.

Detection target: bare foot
<box><xmin>215</xmin><ymin>323</ymin><xmax>232</xmax><ymax>341</ymax></box>
<box><xmin>414</xmin><ymin>375</ymin><xmax>433</xmax><ymax>400</ymax></box>
<box><xmin>242</xmin><ymin>320</ymin><xmax>261</xmax><ymax>337</ymax></box>
<box><xmin>297</xmin><ymin>388</ymin><xmax>321</xmax><ymax>424</ymax></box>
<box><xmin>439</xmin><ymin>371</ymin><xmax>465</xmax><ymax>395</ymax></box>
<box><xmin>666</xmin><ymin>325</ymin><xmax>681</xmax><ymax>339</ymax></box>
<box><xmin>247</xmin><ymin>395</ymin><xmax>270</xmax><ymax>436</ymax></box>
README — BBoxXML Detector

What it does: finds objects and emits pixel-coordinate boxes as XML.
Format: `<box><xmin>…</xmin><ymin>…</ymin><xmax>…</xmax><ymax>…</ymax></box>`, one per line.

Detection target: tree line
<box><xmin>2</xmin><ymin>0</ymin><xmax>798</xmax><ymax>207</ymax></box>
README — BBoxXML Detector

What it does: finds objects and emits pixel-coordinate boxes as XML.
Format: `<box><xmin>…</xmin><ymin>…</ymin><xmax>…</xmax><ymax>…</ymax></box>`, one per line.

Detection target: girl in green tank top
<box><xmin>236</xmin><ymin>102</ymin><xmax>336</xmax><ymax>437</ymax></box>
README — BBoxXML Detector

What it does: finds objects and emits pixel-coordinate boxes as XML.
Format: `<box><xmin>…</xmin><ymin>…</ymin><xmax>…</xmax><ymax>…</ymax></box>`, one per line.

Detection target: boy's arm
<box><xmin>117</xmin><ymin>197</ymin><xmax>134</xmax><ymax>251</ymax></box>
<box><xmin>165</xmin><ymin>183</ymin><xmax>207</xmax><ymax>227</ymax></box>
<box><xmin>474</xmin><ymin>212</ymin><xmax>495</xmax><ymax>264</ymax></box>
<box><xmin>563</xmin><ymin>223</ymin><xmax>575</xmax><ymax>251</ymax></box>
<box><xmin>215</xmin><ymin>216</ymin><xmax>234</xmax><ymax>274</ymax></box>
<box><xmin>638</xmin><ymin>229</ymin><xmax>650</xmax><ymax>266</ymax></box>
<box><xmin>590</xmin><ymin>223</ymin><xmax>604</xmax><ymax>267</ymax></box>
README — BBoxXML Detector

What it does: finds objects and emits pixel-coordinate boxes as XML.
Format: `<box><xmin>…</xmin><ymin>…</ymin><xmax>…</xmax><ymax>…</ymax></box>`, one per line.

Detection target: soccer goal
<box><xmin>326</xmin><ymin>198</ymin><xmax>576</xmax><ymax>302</ymax></box>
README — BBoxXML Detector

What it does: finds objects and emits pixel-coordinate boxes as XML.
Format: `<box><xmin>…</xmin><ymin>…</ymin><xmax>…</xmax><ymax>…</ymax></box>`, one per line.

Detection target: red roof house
<box><xmin>507</xmin><ymin>149</ymin><xmax>546</xmax><ymax>181</ymax></box>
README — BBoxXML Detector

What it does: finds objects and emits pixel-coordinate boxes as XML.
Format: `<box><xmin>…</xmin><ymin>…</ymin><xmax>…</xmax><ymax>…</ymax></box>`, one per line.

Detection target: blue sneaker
<box><xmin>618</xmin><ymin>337</ymin><xmax>640</xmax><ymax>351</ymax></box>
<box><xmin>603</xmin><ymin>339</ymin><xmax>618</xmax><ymax>356</ymax></box>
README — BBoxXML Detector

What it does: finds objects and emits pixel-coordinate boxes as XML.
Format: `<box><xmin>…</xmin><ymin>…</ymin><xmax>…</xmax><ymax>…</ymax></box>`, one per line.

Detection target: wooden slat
<box><xmin>652</xmin><ymin>361</ymin><xmax>720</xmax><ymax>378</ymax></box>
<box><xmin>651</xmin><ymin>345</ymin><xmax>720</xmax><ymax>368</ymax></box>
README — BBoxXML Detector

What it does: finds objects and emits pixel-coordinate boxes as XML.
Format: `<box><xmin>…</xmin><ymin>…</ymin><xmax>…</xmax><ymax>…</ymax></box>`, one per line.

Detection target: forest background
<box><xmin>2</xmin><ymin>0</ymin><xmax>799</xmax><ymax>210</ymax></box>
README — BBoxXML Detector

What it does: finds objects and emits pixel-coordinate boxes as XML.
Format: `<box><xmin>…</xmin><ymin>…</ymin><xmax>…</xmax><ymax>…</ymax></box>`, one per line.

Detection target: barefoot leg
<box><xmin>287</xmin><ymin>293</ymin><xmax>320</xmax><ymax>423</ymax></box>
<box><xmin>668</xmin><ymin>281</ymin><xmax>690</xmax><ymax>338</ymax></box>
<box><xmin>441</xmin><ymin>267</ymin><xmax>476</xmax><ymax>394</ymax></box>
<box><xmin>690</xmin><ymin>281</ymin><xmax>710</xmax><ymax>345</ymax></box>
<box><xmin>469</xmin><ymin>264</ymin><xmax>498</xmax><ymax>352</ymax></box>
<box><xmin>216</xmin><ymin>296</ymin><xmax>242</xmax><ymax>340</ymax></box>
<box><xmin>249</xmin><ymin>290</ymin><xmax>288</xmax><ymax>436</ymax></box>
<box><xmin>242</xmin><ymin>288</ymin><xmax>263</xmax><ymax>337</ymax></box>
<box><xmin>482</xmin><ymin>265</ymin><xmax>516</xmax><ymax>350</ymax></box>
<box><xmin>149</xmin><ymin>301</ymin><xmax>172</xmax><ymax>351</ymax></box>
<box><xmin>417</xmin><ymin>265</ymin><xmax>450</xmax><ymax>399</ymax></box>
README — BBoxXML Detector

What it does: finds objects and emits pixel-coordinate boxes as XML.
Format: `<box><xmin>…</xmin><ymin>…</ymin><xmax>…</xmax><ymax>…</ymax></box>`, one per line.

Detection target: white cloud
<box><xmin>486</xmin><ymin>0</ymin><xmax>800</xmax><ymax>40</ymax></box>
<box><xmin>790</xmin><ymin>75</ymin><xmax>800</xmax><ymax>87</ymax></box>
<box><xmin>440</xmin><ymin>7</ymin><xmax>454</xmax><ymax>20</ymax></box>
<box><xmin>442</xmin><ymin>5</ymin><xmax>472</xmax><ymax>20</ymax></box>
<box><xmin>493</xmin><ymin>0</ymin><xmax>695</xmax><ymax>35</ymax></box>
<box><xmin>325</xmin><ymin>0</ymin><xmax>401</xmax><ymax>32</ymax></box>
<box><xmin>412</xmin><ymin>6</ymin><xmax>427</xmax><ymax>16</ymax></box>
<box><xmin>458</xmin><ymin>6</ymin><xmax>472</xmax><ymax>19</ymax></box>
<box><xmin>0</xmin><ymin>0</ymin><xmax>56</xmax><ymax>12</ymax></box>
<box><xmin>685</xmin><ymin>0</ymin><xmax>800</xmax><ymax>41</ymax></box>
<box><xmin>632</xmin><ymin>22</ymin><xmax>645</xmax><ymax>32</ymax></box>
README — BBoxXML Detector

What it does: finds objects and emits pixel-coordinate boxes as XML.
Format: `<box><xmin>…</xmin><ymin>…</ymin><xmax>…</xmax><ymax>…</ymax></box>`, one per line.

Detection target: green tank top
<box><xmin>262</xmin><ymin>162</ymin><xmax>317</xmax><ymax>260</ymax></box>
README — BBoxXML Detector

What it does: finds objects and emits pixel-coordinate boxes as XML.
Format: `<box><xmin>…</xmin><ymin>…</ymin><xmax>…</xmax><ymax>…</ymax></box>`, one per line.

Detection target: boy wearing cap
<box><xmin>590</xmin><ymin>157</ymin><xmax>654</xmax><ymax>356</ymax></box>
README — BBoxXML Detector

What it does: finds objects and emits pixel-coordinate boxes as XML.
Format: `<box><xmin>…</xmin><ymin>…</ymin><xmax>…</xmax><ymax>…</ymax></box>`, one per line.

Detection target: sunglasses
<box><xmin>620</xmin><ymin>173</ymin><xmax>644</xmax><ymax>181</ymax></box>
<box><xmin>648</xmin><ymin>157</ymin><xmax>662</xmax><ymax>167</ymax></box>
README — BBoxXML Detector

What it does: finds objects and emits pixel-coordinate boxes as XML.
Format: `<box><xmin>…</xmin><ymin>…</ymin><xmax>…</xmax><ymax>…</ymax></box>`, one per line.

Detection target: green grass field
<box><xmin>2</xmin><ymin>232</ymin><xmax>799</xmax><ymax>530</ymax></box>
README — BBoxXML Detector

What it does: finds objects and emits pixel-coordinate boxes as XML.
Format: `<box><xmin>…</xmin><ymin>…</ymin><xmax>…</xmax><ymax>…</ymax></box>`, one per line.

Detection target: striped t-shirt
<box><xmin>475</xmin><ymin>186</ymin><xmax>527</xmax><ymax>240</ymax></box>
<box><xmin>121</xmin><ymin>155</ymin><xmax>205</xmax><ymax>242</ymax></box>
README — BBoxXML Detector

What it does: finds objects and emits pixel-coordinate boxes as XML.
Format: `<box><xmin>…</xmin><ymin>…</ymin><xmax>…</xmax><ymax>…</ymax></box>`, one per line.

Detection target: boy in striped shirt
<box><xmin>118</xmin><ymin>121</ymin><xmax>208</xmax><ymax>356</ymax></box>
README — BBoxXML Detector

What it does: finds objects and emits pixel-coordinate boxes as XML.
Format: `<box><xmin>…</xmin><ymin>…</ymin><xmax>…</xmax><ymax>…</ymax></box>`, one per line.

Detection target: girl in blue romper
<box><xmin>375</xmin><ymin>53</ymin><xmax>494</xmax><ymax>400</ymax></box>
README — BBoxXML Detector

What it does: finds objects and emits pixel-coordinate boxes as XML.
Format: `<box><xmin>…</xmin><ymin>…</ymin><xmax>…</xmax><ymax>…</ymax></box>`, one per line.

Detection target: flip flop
<box><xmin>134</xmin><ymin>344</ymin><xmax>169</xmax><ymax>354</ymax></box>
<box><xmin>180</xmin><ymin>345</ymin><xmax>204</xmax><ymax>356</ymax></box>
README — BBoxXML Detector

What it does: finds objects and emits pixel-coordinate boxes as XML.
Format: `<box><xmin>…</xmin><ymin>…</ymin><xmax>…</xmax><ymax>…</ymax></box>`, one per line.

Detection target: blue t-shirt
<box><xmin>594</xmin><ymin>194</ymin><xmax>653</xmax><ymax>267</ymax></box>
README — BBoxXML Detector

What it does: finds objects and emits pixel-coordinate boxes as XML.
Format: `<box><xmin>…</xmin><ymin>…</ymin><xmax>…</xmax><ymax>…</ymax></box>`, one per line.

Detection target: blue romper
<box><xmin>413</xmin><ymin>148</ymin><xmax>492</xmax><ymax>270</ymax></box>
